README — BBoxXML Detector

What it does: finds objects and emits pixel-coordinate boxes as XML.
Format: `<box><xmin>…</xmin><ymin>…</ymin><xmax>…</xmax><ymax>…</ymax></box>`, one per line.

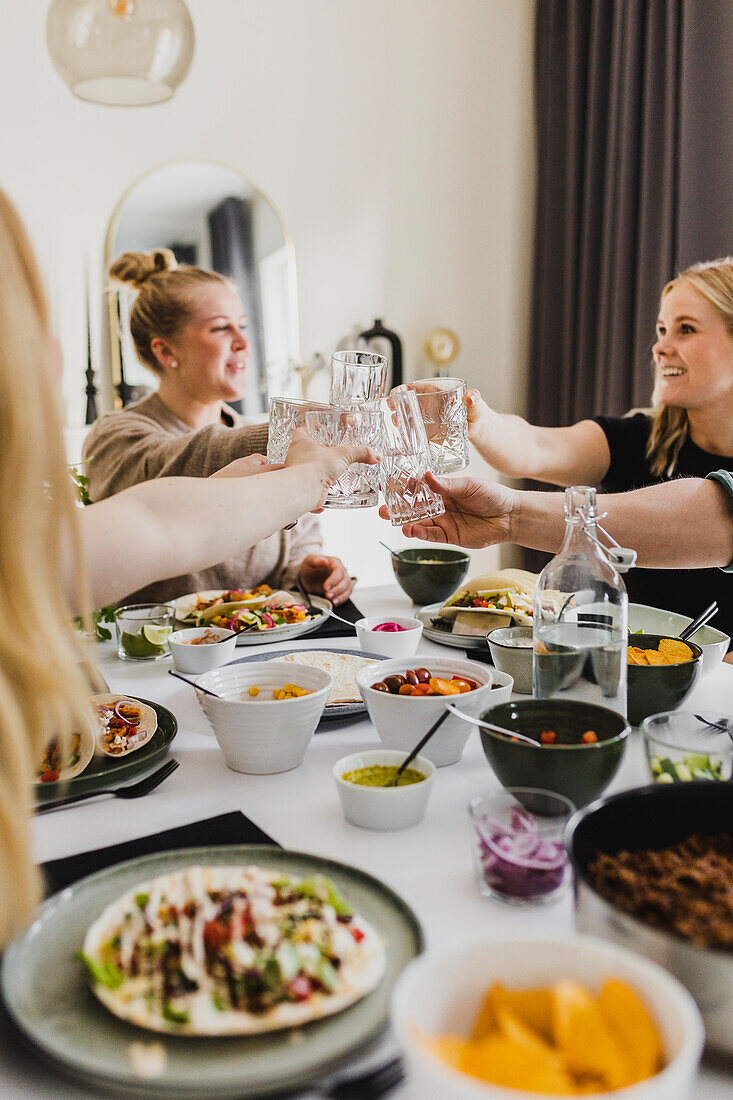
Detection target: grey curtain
<box><xmin>208</xmin><ymin>196</ymin><xmax>267</xmax><ymax>416</ymax></box>
<box><xmin>529</xmin><ymin>0</ymin><xmax>733</xmax><ymax>428</ymax></box>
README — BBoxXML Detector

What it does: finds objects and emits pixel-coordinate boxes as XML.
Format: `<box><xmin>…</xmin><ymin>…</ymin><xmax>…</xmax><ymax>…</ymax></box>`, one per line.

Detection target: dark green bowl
<box><xmin>479</xmin><ymin>699</ymin><xmax>629</xmax><ymax>808</ymax></box>
<box><xmin>626</xmin><ymin>634</ymin><xmax>703</xmax><ymax>727</ymax></box>
<box><xmin>390</xmin><ymin>548</ymin><xmax>470</xmax><ymax>605</ymax></box>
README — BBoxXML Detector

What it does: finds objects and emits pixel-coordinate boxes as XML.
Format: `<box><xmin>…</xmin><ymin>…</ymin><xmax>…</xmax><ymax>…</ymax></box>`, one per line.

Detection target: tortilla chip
<box><xmin>658</xmin><ymin>638</ymin><xmax>694</xmax><ymax>664</ymax></box>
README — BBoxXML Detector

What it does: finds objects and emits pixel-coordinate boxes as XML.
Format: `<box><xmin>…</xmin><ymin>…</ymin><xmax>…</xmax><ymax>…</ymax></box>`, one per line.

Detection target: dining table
<box><xmin>3</xmin><ymin>582</ymin><xmax>733</xmax><ymax>1098</ymax></box>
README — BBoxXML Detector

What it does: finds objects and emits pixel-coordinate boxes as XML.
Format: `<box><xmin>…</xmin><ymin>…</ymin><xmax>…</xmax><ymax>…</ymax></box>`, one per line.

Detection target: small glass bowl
<box><xmin>468</xmin><ymin>787</ymin><xmax>575</xmax><ymax>906</ymax></box>
<box><xmin>114</xmin><ymin>602</ymin><xmax>175</xmax><ymax>662</ymax></box>
<box><xmin>642</xmin><ymin>710</ymin><xmax>733</xmax><ymax>783</ymax></box>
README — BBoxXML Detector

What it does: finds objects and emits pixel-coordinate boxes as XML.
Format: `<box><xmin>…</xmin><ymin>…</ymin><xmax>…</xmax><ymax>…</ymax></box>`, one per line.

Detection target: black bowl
<box><xmin>626</xmin><ymin>633</ymin><xmax>703</xmax><ymax>726</ymax></box>
<box><xmin>390</xmin><ymin>548</ymin><xmax>470</xmax><ymax>605</ymax></box>
<box><xmin>479</xmin><ymin>699</ymin><xmax>629</xmax><ymax>807</ymax></box>
<box><xmin>566</xmin><ymin>782</ymin><xmax>733</xmax><ymax>1053</ymax></box>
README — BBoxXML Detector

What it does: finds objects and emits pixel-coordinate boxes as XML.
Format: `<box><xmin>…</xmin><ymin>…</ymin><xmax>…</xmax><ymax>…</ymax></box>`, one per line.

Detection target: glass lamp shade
<box><xmin>46</xmin><ymin>0</ymin><xmax>195</xmax><ymax>106</ymax></box>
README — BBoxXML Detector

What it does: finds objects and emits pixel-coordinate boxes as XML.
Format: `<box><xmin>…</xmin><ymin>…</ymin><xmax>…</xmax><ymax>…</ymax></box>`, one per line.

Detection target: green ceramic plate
<box><xmin>1</xmin><ymin>846</ymin><xmax>423</xmax><ymax>1098</ymax></box>
<box><xmin>34</xmin><ymin>699</ymin><xmax>177</xmax><ymax>806</ymax></box>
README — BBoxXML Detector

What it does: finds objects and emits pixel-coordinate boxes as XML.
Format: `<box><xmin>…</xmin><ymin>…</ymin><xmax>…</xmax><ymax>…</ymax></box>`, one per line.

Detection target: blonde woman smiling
<box><xmin>0</xmin><ymin>187</ymin><xmax>374</xmax><ymax>946</ymax></box>
<box><xmin>84</xmin><ymin>252</ymin><xmax>353</xmax><ymax>606</ymax></box>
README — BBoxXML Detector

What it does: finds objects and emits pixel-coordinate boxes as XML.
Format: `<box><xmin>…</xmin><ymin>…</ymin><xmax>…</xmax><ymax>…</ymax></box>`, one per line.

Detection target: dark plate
<box><xmin>230</xmin><ymin>648</ymin><xmax>386</xmax><ymax>722</ymax></box>
<box><xmin>34</xmin><ymin>699</ymin><xmax>178</xmax><ymax>806</ymax></box>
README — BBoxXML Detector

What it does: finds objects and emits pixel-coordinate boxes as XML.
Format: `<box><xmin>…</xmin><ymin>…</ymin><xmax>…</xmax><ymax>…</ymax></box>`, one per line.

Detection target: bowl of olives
<box><xmin>355</xmin><ymin>656</ymin><xmax>513</xmax><ymax>766</ymax></box>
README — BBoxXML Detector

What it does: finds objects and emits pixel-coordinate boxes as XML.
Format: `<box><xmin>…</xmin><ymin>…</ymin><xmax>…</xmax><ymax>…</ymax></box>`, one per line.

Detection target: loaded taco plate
<box><xmin>174</xmin><ymin>590</ymin><xmax>329</xmax><ymax>645</ymax></box>
<box><xmin>1</xmin><ymin>845</ymin><xmax>423</xmax><ymax>1097</ymax></box>
<box><xmin>34</xmin><ymin>699</ymin><xmax>177</xmax><ymax>808</ymax></box>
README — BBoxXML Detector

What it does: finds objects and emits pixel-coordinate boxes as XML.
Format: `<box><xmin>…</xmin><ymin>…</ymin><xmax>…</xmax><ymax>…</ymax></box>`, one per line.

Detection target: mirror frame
<box><xmin>104</xmin><ymin>157</ymin><xmax>300</xmax><ymax>410</ymax></box>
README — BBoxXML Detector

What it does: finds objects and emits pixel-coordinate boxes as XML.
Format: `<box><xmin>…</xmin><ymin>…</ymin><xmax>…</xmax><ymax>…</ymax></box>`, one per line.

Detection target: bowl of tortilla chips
<box><xmin>626</xmin><ymin>635</ymin><xmax>703</xmax><ymax>727</ymax></box>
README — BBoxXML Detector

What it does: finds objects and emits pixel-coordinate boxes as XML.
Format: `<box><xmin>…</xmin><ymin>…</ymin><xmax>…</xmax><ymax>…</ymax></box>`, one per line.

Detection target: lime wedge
<box><xmin>120</xmin><ymin>631</ymin><xmax>162</xmax><ymax>658</ymax></box>
<box><xmin>142</xmin><ymin>624</ymin><xmax>172</xmax><ymax>648</ymax></box>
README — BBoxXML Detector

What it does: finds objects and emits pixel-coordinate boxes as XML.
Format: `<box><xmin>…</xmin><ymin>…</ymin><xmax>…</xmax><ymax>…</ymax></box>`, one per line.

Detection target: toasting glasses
<box><xmin>304</xmin><ymin>404</ymin><xmax>383</xmax><ymax>509</ymax></box>
<box><xmin>376</xmin><ymin>389</ymin><xmax>446</xmax><ymax>526</ymax></box>
<box><xmin>266</xmin><ymin>397</ymin><xmax>333</xmax><ymax>464</ymax></box>
<box><xmin>396</xmin><ymin>378</ymin><xmax>469</xmax><ymax>473</ymax></box>
<box><xmin>329</xmin><ymin>350</ymin><xmax>388</xmax><ymax>406</ymax></box>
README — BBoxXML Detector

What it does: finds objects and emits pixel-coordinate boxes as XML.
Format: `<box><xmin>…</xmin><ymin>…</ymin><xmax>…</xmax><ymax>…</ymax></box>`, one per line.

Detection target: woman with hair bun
<box><xmin>83</xmin><ymin>251</ymin><xmax>354</xmax><ymax>606</ymax></box>
<box><xmin>428</xmin><ymin>259</ymin><xmax>733</xmax><ymax>633</ymax></box>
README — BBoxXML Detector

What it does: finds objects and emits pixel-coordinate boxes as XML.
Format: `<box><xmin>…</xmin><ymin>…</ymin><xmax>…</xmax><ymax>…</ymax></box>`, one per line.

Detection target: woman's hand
<box><xmin>285</xmin><ymin>430</ymin><xmax>380</xmax><ymax>508</ymax></box>
<box><xmin>210</xmin><ymin>453</ymin><xmax>284</xmax><ymax>478</ymax></box>
<box><xmin>379</xmin><ymin>471</ymin><xmax>515</xmax><ymax>548</ymax></box>
<box><xmin>299</xmin><ymin>554</ymin><xmax>353</xmax><ymax>605</ymax></box>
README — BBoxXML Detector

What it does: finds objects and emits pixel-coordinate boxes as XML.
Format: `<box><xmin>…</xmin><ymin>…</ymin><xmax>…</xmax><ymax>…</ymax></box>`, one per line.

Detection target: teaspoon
<box><xmin>445</xmin><ymin>703</ymin><xmax>540</xmax><ymax>747</ymax></box>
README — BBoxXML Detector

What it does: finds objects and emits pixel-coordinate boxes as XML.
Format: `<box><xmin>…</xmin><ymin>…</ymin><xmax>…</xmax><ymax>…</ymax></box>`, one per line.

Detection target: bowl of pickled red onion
<box><xmin>354</xmin><ymin>615</ymin><xmax>423</xmax><ymax>658</ymax></box>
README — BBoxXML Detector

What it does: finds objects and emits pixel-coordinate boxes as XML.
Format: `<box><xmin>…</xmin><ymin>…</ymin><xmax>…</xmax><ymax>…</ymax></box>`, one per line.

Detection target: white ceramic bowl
<box><xmin>356</xmin><ymin>657</ymin><xmax>514</xmax><ymax>767</ymax></box>
<box><xmin>629</xmin><ymin>602</ymin><xmax>729</xmax><ymax>676</ymax></box>
<box><xmin>487</xmin><ymin>626</ymin><xmax>533</xmax><ymax>694</ymax></box>
<box><xmin>354</xmin><ymin>615</ymin><xmax>423</xmax><ymax>658</ymax></box>
<box><xmin>333</xmin><ymin>748</ymin><xmax>435</xmax><ymax>830</ymax></box>
<box><xmin>391</xmin><ymin>934</ymin><xmax>704</xmax><ymax>1100</ymax></box>
<box><xmin>195</xmin><ymin>660</ymin><xmax>331</xmax><ymax>774</ymax></box>
<box><xmin>168</xmin><ymin>627</ymin><xmax>237</xmax><ymax>674</ymax></box>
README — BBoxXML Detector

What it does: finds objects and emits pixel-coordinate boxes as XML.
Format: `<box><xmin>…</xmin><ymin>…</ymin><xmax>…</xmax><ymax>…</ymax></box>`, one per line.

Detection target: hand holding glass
<box><xmin>378</xmin><ymin>389</ymin><xmax>445</xmax><ymax>526</ymax></box>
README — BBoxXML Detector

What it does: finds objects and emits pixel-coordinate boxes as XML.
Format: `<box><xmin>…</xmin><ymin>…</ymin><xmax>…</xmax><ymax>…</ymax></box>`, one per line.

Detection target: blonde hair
<box><xmin>0</xmin><ymin>190</ymin><xmax>92</xmax><ymax>944</ymax></box>
<box><xmin>647</xmin><ymin>257</ymin><xmax>733</xmax><ymax>476</ymax></box>
<box><xmin>109</xmin><ymin>250</ymin><xmax>229</xmax><ymax>372</ymax></box>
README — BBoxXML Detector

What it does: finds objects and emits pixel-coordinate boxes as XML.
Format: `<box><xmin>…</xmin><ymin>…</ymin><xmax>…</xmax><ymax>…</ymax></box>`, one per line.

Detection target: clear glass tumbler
<box><xmin>304</xmin><ymin>405</ymin><xmax>383</xmax><ymax>508</ymax></box>
<box><xmin>266</xmin><ymin>396</ymin><xmax>333</xmax><ymax>464</ymax></box>
<box><xmin>330</xmin><ymin>350</ymin><xmax>388</xmax><ymax>406</ymax></box>
<box><xmin>378</xmin><ymin>389</ymin><xmax>446</xmax><ymax>526</ymax></box>
<box><xmin>397</xmin><ymin>378</ymin><xmax>469</xmax><ymax>473</ymax></box>
<box><xmin>114</xmin><ymin>602</ymin><xmax>175</xmax><ymax>661</ymax></box>
<box><xmin>468</xmin><ymin>787</ymin><xmax>574</xmax><ymax>905</ymax></box>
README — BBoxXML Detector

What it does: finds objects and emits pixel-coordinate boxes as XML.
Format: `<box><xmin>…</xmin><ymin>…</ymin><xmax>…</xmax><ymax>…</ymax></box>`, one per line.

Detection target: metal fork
<box><xmin>36</xmin><ymin>758</ymin><xmax>180</xmax><ymax>814</ymax></box>
<box><xmin>691</xmin><ymin>715</ymin><xmax>733</xmax><ymax>747</ymax></box>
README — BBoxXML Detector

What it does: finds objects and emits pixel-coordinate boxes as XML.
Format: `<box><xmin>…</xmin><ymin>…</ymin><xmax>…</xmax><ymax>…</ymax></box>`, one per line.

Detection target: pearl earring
<box><xmin>170</xmin><ymin>360</ymin><xmax>178</xmax><ymax>368</ymax></box>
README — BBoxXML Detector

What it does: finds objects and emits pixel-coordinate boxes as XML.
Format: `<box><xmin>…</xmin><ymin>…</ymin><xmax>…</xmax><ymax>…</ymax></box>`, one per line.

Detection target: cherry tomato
<box><xmin>372</xmin><ymin>682</ymin><xmax>390</xmax><ymax>693</ymax></box>
<box><xmin>581</xmin><ymin>730</ymin><xmax>598</xmax><ymax>744</ymax></box>
<box><xmin>398</xmin><ymin>683</ymin><xmax>416</xmax><ymax>695</ymax></box>
<box><xmin>452</xmin><ymin>676</ymin><xmax>477</xmax><ymax>693</ymax></box>
<box><xmin>414</xmin><ymin>683</ymin><xmax>433</xmax><ymax>694</ymax></box>
<box><xmin>414</xmin><ymin>667</ymin><xmax>431</xmax><ymax>683</ymax></box>
<box><xmin>405</xmin><ymin>669</ymin><xmax>419</xmax><ymax>686</ymax></box>
<box><xmin>540</xmin><ymin>730</ymin><xmax>557</xmax><ymax>745</ymax></box>
<box><xmin>383</xmin><ymin>675</ymin><xmax>407</xmax><ymax>694</ymax></box>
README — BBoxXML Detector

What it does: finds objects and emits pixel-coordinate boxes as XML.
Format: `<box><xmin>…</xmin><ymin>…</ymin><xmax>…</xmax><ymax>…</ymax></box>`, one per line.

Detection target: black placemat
<box><xmin>309</xmin><ymin>597</ymin><xmax>363</xmax><ymax>639</ymax></box>
<box><xmin>466</xmin><ymin>647</ymin><xmax>494</xmax><ymax>664</ymax></box>
<box><xmin>41</xmin><ymin>810</ymin><xmax>278</xmax><ymax>897</ymax></box>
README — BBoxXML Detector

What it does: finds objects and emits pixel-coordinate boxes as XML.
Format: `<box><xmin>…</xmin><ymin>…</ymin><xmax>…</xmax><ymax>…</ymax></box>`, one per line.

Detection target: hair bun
<box><xmin>108</xmin><ymin>249</ymin><xmax>178</xmax><ymax>289</ymax></box>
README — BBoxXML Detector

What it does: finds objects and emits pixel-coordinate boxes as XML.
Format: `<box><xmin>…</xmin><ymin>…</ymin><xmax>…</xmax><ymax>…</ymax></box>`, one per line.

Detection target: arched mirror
<box><xmin>105</xmin><ymin>160</ymin><xmax>299</xmax><ymax>416</ymax></box>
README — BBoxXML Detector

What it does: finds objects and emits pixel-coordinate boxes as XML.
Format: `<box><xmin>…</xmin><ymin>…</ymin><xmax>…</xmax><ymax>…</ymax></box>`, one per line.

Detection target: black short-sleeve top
<box><xmin>593</xmin><ymin>413</ymin><xmax>733</xmax><ymax>636</ymax></box>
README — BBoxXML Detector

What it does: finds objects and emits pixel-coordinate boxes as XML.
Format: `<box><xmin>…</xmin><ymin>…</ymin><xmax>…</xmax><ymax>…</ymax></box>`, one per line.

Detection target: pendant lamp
<box><xmin>46</xmin><ymin>0</ymin><xmax>195</xmax><ymax>106</ymax></box>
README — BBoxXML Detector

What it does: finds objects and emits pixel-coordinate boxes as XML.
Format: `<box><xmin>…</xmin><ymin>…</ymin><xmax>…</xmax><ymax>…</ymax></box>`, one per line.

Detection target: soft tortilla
<box><xmin>90</xmin><ymin>693</ymin><xmax>158</xmax><ymax>757</ymax></box>
<box><xmin>197</xmin><ymin>590</ymin><xmax>301</xmax><ymax>624</ymax></box>
<box><xmin>82</xmin><ymin>864</ymin><xmax>386</xmax><ymax>1036</ymax></box>
<box><xmin>272</xmin><ymin>651</ymin><xmax>377</xmax><ymax>704</ymax></box>
<box><xmin>37</xmin><ymin>720</ymin><xmax>95</xmax><ymax>784</ymax></box>
<box><xmin>439</xmin><ymin>569</ymin><xmax>538</xmax><ymax>628</ymax></box>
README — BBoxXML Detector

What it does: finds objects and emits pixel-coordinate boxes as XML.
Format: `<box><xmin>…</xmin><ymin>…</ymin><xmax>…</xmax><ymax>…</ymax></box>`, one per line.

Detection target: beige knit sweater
<box><xmin>82</xmin><ymin>392</ymin><xmax>322</xmax><ymax>605</ymax></box>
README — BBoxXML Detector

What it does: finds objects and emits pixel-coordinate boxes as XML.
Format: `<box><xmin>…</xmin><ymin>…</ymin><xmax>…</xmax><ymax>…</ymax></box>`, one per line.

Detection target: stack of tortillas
<box><xmin>268</xmin><ymin>651</ymin><xmax>377</xmax><ymax>704</ymax></box>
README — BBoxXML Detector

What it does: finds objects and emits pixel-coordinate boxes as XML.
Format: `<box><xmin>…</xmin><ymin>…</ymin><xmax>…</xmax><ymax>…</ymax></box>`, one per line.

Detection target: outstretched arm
<box><xmin>69</xmin><ymin>439</ymin><xmax>377</xmax><ymax>610</ymax></box>
<box><xmin>386</xmin><ymin>472</ymin><xmax>733</xmax><ymax>569</ymax></box>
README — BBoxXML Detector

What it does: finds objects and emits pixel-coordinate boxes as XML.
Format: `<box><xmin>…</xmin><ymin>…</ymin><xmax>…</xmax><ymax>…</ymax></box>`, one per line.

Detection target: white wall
<box><xmin>7</xmin><ymin>0</ymin><xmax>536</xmax><ymax>583</ymax></box>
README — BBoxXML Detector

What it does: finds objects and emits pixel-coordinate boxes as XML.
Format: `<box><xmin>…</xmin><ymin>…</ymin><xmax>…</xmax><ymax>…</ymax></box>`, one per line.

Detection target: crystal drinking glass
<box><xmin>377</xmin><ymin>389</ymin><xmax>446</xmax><ymax>526</ymax></box>
<box><xmin>329</xmin><ymin>350</ymin><xmax>388</xmax><ymax>406</ymax></box>
<box><xmin>266</xmin><ymin>396</ymin><xmax>333</xmax><ymax>464</ymax></box>
<box><xmin>114</xmin><ymin>602</ymin><xmax>175</xmax><ymax>662</ymax></box>
<box><xmin>397</xmin><ymin>378</ymin><xmax>469</xmax><ymax>473</ymax></box>
<box><xmin>304</xmin><ymin>405</ymin><xmax>383</xmax><ymax>508</ymax></box>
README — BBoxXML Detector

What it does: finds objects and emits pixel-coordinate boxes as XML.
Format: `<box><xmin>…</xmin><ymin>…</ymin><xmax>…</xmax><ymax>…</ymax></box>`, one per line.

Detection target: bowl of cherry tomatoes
<box><xmin>356</xmin><ymin>656</ymin><xmax>513</xmax><ymax>766</ymax></box>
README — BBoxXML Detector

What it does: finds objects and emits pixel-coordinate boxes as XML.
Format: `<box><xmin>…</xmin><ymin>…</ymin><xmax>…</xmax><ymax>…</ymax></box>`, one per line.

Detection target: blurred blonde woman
<box><xmin>0</xmin><ymin>189</ymin><xmax>373</xmax><ymax>946</ymax></box>
<box><xmin>83</xmin><ymin>252</ymin><xmax>354</xmax><ymax>606</ymax></box>
<box><xmin>423</xmin><ymin>260</ymin><xmax>733</xmax><ymax>632</ymax></box>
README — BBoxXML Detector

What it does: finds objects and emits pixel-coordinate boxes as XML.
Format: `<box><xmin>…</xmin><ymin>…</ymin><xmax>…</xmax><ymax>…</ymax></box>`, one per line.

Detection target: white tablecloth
<box><xmin>4</xmin><ymin>585</ymin><xmax>731</xmax><ymax>1097</ymax></box>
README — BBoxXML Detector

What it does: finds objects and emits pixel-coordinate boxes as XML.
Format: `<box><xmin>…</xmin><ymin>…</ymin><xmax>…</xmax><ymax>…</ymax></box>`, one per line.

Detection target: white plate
<box><xmin>414</xmin><ymin>602</ymin><xmax>488</xmax><ymax>651</ymax></box>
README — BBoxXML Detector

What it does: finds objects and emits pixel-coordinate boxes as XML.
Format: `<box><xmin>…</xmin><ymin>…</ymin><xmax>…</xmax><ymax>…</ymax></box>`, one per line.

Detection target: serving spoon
<box><xmin>444</xmin><ymin>703</ymin><xmax>540</xmax><ymax>747</ymax></box>
<box><xmin>168</xmin><ymin>669</ymin><xmax>225</xmax><ymax>699</ymax></box>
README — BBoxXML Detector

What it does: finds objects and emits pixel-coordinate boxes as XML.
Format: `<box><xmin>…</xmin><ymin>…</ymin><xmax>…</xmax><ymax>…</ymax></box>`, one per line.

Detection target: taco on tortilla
<box><xmin>90</xmin><ymin>694</ymin><xmax>158</xmax><ymax>757</ymax></box>
<box><xmin>80</xmin><ymin>864</ymin><xmax>386</xmax><ymax>1036</ymax></box>
<box><xmin>37</xmin><ymin>724</ymin><xmax>95</xmax><ymax>783</ymax></box>
<box><xmin>438</xmin><ymin>569</ymin><xmax>539</xmax><ymax>631</ymax></box>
